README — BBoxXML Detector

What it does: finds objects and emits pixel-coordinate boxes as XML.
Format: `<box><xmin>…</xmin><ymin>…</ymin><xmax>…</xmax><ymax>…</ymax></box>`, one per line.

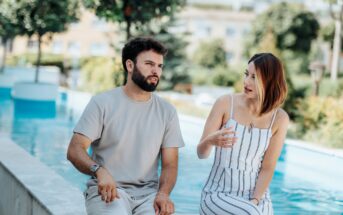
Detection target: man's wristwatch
<box><xmin>90</xmin><ymin>164</ymin><xmax>101</xmax><ymax>177</ymax></box>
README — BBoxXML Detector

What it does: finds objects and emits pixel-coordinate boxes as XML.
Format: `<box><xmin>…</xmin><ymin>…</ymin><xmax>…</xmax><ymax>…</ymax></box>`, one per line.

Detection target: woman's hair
<box><xmin>248</xmin><ymin>53</ymin><xmax>288</xmax><ymax>116</ymax></box>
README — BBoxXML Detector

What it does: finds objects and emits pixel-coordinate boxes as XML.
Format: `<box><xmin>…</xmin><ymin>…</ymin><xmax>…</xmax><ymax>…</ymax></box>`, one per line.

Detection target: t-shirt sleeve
<box><xmin>73</xmin><ymin>97</ymin><xmax>103</xmax><ymax>142</ymax></box>
<box><xmin>162</xmin><ymin>110</ymin><xmax>185</xmax><ymax>148</ymax></box>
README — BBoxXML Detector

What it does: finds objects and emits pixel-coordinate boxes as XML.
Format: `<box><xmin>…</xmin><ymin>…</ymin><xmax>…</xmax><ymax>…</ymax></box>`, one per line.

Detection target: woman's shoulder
<box><xmin>274</xmin><ymin>108</ymin><xmax>290</xmax><ymax>127</ymax></box>
<box><xmin>213</xmin><ymin>93</ymin><xmax>235</xmax><ymax>110</ymax></box>
<box><xmin>215</xmin><ymin>93</ymin><xmax>240</xmax><ymax>105</ymax></box>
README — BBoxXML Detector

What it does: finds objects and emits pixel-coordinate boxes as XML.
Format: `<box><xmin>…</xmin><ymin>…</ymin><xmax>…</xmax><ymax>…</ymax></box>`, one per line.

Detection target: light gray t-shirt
<box><xmin>74</xmin><ymin>87</ymin><xmax>185</xmax><ymax>196</ymax></box>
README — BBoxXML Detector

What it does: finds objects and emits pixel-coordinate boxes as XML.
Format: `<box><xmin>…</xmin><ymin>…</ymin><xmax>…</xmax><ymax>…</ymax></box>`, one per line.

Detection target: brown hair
<box><xmin>248</xmin><ymin>53</ymin><xmax>288</xmax><ymax>116</ymax></box>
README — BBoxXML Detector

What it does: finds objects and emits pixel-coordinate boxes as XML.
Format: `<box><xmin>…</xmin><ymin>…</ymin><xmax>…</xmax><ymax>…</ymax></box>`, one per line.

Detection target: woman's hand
<box><xmin>204</xmin><ymin>126</ymin><xmax>237</xmax><ymax>148</ymax></box>
<box><xmin>250</xmin><ymin>198</ymin><xmax>259</xmax><ymax>205</ymax></box>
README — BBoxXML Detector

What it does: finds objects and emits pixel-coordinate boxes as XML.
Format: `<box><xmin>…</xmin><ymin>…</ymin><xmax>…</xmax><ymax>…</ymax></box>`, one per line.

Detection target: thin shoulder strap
<box><xmin>230</xmin><ymin>95</ymin><xmax>234</xmax><ymax>119</ymax></box>
<box><xmin>269</xmin><ymin>109</ymin><xmax>278</xmax><ymax>129</ymax></box>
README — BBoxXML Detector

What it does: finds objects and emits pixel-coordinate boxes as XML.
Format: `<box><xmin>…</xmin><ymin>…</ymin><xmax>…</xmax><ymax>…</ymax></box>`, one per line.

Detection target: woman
<box><xmin>198</xmin><ymin>53</ymin><xmax>289</xmax><ymax>215</ymax></box>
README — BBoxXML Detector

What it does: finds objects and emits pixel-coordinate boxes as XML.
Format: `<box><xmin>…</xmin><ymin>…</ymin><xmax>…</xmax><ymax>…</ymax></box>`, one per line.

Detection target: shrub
<box><xmin>6</xmin><ymin>53</ymin><xmax>70</xmax><ymax>75</ymax></box>
<box><xmin>212</xmin><ymin>66</ymin><xmax>241</xmax><ymax>87</ymax></box>
<box><xmin>80</xmin><ymin>57</ymin><xmax>124</xmax><ymax>93</ymax></box>
<box><xmin>295</xmin><ymin>96</ymin><xmax>343</xmax><ymax>148</ymax></box>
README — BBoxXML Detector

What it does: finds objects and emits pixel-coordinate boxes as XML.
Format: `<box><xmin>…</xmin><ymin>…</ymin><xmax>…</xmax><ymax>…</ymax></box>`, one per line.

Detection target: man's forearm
<box><xmin>158</xmin><ymin>165</ymin><xmax>178</xmax><ymax>195</ymax></box>
<box><xmin>67</xmin><ymin>144</ymin><xmax>97</xmax><ymax>176</ymax></box>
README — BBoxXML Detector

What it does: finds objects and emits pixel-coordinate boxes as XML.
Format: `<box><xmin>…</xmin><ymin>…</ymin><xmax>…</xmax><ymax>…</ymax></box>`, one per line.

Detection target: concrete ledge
<box><xmin>12</xmin><ymin>82</ymin><xmax>58</xmax><ymax>101</ymax></box>
<box><xmin>0</xmin><ymin>135</ymin><xmax>86</xmax><ymax>215</ymax></box>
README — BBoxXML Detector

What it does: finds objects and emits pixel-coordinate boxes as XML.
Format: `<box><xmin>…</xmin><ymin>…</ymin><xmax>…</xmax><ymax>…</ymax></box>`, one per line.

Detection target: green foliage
<box><xmin>0</xmin><ymin>1</ymin><xmax>20</xmax><ymax>42</ymax></box>
<box><xmin>247</xmin><ymin>2</ymin><xmax>319</xmax><ymax>55</ymax></box>
<box><xmin>193</xmin><ymin>39</ymin><xmax>227</xmax><ymax>69</ymax></box>
<box><xmin>80</xmin><ymin>57</ymin><xmax>124</xmax><ymax>93</ymax></box>
<box><xmin>283</xmin><ymin>50</ymin><xmax>311</xmax><ymax>74</ymax></box>
<box><xmin>320</xmin><ymin>22</ymin><xmax>343</xmax><ymax>50</ymax></box>
<box><xmin>188</xmin><ymin>65</ymin><xmax>211</xmax><ymax>85</ymax></box>
<box><xmin>211</xmin><ymin>66</ymin><xmax>241</xmax><ymax>87</ymax></box>
<box><xmin>0</xmin><ymin>0</ymin><xmax>22</xmax><ymax>73</ymax></box>
<box><xmin>295</xmin><ymin>96</ymin><xmax>343</xmax><ymax>148</ymax></box>
<box><xmin>83</xmin><ymin>0</ymin><xmax>185</xmax><ymax>39</ymax></box>
<box><xmin>16</xmin><ymin>0</ymin><xmax>80</xmax><ymax>37</ymax></box>
<box><xmin>319</xmin><ymin>78</ymin><xmax>343</xmax><ymax>97</ymax></box>
<box><xmin>6</xmin><ymin>53</ymin><xmax>70</xmax><ymax>75</ymax></box>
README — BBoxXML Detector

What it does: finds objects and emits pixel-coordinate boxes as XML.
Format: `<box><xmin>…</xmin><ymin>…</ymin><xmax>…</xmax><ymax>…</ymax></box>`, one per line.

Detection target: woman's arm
<box><xmin>251</xmin><ymin>109</ymin><xmax>289</xmax><ymax>204</ymax></box>
<box><xmin>197</xmin><ymin>95</ymin><xmax>236</xmax><ymax>159</ymax></box>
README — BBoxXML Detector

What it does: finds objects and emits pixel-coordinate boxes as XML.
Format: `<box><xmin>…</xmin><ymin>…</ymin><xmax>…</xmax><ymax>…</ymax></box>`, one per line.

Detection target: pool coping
<box><xmin>0</xmin><ymin>133</ymin><xmax>86</xmax><ymax>215</ymax></box>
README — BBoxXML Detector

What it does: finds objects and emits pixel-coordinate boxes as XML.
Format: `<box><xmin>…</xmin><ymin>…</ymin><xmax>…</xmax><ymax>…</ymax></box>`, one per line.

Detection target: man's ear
<box><xmin>126</xmin><ymin>59</ymin><xmax>134</xmax><ymax>73</ymax></box>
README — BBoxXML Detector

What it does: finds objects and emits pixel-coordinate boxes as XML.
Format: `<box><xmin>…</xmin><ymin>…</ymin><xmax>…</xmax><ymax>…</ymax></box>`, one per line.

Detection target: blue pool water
<box><xmin>0</xmin><ymin>93</ymin><xmax>343</xmax><ymax>214</ymax></box>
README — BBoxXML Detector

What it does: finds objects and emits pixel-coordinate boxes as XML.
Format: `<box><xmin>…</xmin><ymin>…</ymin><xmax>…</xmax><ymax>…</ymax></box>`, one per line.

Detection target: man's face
<box><xmin>131</xmin><ymin>50</ymin><xmax>164</xmax><ymax>92</ymax></box>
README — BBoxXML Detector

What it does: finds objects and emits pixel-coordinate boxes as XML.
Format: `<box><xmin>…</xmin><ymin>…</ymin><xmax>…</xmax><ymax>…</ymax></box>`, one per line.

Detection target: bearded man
<box><xmin>67</xmin><ymin>37</ymin><xmax>185</xmax><ymax>215</ymax></box>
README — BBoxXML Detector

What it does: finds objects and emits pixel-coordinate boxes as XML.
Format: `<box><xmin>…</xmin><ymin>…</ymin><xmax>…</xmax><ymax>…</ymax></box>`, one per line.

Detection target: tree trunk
<box><xmin>331</xmin><ymin>19</ymin><xmax>342</xmax><ymax>81</ymax></box>
<box><xmin>126</xmin><ymin>19</ymin><xmax>131</xmax><ymax>41</ymax></box>
<box><xmin>123</xmin><ymin>0</ymin><xmax>132</xmax><ymax>41</ymax></box>
<box><xmin>330</xmin><ymin>2</ymin><xmax>343</xmax><ymax>81</ymax></box>
<box><xmin>0</xmin><ymin>39</ymin><xmax>7</xmax><ymax>74</ymax></box>
<box><xmin>35</xmin><ymin>35</ymin><xmax>42</xmax><ymax>83</ymax></box>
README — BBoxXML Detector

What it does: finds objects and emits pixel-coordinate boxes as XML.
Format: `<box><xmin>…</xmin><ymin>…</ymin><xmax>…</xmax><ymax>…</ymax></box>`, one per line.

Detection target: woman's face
<box><xmin>243</xmin><ymin>62</ymin><xmax>259</xmax><ymax>99</ymax></box>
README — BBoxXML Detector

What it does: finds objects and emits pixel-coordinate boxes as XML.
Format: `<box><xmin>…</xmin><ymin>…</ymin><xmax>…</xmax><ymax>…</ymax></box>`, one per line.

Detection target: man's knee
<box><xmin>85</xmin><ymin>186</ymin><xmax>131</xmax><ymax>215</ymax></box>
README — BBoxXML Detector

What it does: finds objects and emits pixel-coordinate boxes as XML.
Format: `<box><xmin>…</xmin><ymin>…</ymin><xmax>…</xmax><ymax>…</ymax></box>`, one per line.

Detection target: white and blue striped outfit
<box><xmin>200</xmin><ymin>95</ymin><xmax>277</xmax><ymax>215</ymax></box>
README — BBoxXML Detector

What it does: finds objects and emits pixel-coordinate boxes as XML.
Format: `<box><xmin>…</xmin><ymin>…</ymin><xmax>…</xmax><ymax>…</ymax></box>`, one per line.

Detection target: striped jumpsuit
<box><xmin>200</xmin><ymin>96</ymin><xmax>277</xmax><ymax>215</ymax></box>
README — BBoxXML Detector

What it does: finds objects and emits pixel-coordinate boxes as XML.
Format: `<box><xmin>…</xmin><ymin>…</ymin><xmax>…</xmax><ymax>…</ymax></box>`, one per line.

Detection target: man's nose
<box><xmin>151</xmin><ymin>66</ymin><xmax>161</xmax><ymax>75</ymax></box>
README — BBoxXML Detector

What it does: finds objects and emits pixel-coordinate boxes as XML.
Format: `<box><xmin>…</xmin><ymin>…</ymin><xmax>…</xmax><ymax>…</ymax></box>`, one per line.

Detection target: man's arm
<box><xmin>154</xmin><ymin>147</ymin><xmax>179</xmax><ymax>215</ymax></box>
<box><xmin>67</xmin><ymin>133</ymin><xmax>119</xmax><ymax>203</ymax></box>
<box><xmin>67</xmin><ymin>133</ymin><xmax>95</xmax><ymax>174</ymax></box>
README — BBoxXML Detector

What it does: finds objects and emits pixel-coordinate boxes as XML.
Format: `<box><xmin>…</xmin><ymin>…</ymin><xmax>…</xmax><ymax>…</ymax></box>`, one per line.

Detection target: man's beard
<box><xmin>131</xmin><ymin>65</ymin><xmax>159</xmax><ymax>92</ymax></box>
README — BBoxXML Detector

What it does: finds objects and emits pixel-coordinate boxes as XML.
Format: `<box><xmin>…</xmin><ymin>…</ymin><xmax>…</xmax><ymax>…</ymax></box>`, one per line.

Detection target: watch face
<box><xmin>90</xmin><ymin>164</ymin><xmax>100</xmax><ymax>173</ymax></box>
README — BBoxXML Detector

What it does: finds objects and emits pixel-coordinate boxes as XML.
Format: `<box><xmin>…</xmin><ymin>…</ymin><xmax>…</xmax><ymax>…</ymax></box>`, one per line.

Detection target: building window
<box><xmin>68</xmin><ymin>41</ymin><xmax>80</xmax><ymax>56</ymax></box>
<box><xmin>27</xmin><ymin>40</ymin><xmax>38</xmax><ymax>53</ymax></box>
<box><xmin>52</xmin><ymin>41</ymin><xmax>63</xmax><ymax>54</ymax></box>
<box><xmin>90</xmin><ymin>43</ymin><xmax>108</xmax><ymax>56</ymax></box>
<box><xmin>194</xmin><ymin>20</ymin><xmax>211</xmax><ymax>38</ymax></box>
<box><xmin>92</xmin><ymin>17</ymin><xmax>107</xmax><ymax>31</ymax></box>
<box><xmin>226</xmin><ymin>27</ymin><xmax>236</xmax><ymax>37</ymax></box>
<box><xmin>226</xmin><ymin>51</ymin><xmax>234</xmax><ymax>63</ymax></box>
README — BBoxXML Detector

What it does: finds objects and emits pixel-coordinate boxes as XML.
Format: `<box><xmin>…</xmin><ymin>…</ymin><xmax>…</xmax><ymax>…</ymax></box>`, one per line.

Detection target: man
<box><xmin>67</xmin><ymin>37</ymin><xmax>184</xmax><ymax>215</ymax></box>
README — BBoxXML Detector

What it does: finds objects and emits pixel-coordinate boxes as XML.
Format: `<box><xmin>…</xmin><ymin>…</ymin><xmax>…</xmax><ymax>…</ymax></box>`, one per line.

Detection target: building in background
<box><xmin>10</xmin><ymin>8</ymin><xmax>120</xmax><ymax>58</ymax></box>
<box><xmin>4</xmin><ymin>0</ymin><xmax>334</xmax><ymax>68</ymax></box>
<box><xmin>175</xmin><ymin>6</ymin><xmax>255</xmax><ymax>65</ymax></box>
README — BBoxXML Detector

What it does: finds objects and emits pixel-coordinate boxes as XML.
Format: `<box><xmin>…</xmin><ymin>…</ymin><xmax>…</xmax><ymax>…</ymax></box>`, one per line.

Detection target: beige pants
<box><xmin>85</xmin><ymin>186</ymin><xmax>156</xmax><ymax>215</ymax></box>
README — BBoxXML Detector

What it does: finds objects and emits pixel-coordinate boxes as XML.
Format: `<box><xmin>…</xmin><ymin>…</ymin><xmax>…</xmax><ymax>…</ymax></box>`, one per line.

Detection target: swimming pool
<box><xmin>0</xmin><ymin>92</ymin><xmax>342</xmax><ymax>214</ymax></box>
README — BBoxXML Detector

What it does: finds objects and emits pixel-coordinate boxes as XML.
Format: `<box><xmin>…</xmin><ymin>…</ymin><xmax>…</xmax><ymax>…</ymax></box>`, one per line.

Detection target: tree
<box><xmin>83</xmin><ymin>0</ymin><xmax>186</xmax><ymax>40</ymax></box>
<box><xmin>321</xmin><ymin>22</ymin><xmax>343</xmax><ymax>50</ymax></box>
<box><xmin>246</xmin><ymin>2</ymin><xmax>319</xmax><ymax>74</ymax></box>
<box><xmin>193</xmin><ymin>39</ymin><xmax>227</xmax><ymax>69</ymax></box>
<box><xmin>16</xmin><ymin>0</ymin><xmax>79</xmax><ymax>83</ymax></box>
<box><xmin>327</xmin><ymin>0</ymin><xmax>343</xmax><ymax>81</ymax></box>
<box><xmin>0</xmin><ymin>1</ymin><xmax>20</xmax><ymax>73</ymax></box>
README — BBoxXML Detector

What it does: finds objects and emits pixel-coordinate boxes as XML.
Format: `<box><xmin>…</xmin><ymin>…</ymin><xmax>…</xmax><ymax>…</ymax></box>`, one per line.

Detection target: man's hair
<box><xmin>122</xmin><ymin>37</ymin><xmax>168</xmax><ymax>73</ymax></box>
<box><xmin>248</xmin><ymin>53</ymin><xmax>288</xmax><ymax>116</ymax></box>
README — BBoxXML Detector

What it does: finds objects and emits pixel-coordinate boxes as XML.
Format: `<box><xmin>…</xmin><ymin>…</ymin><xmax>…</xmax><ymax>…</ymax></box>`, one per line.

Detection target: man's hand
<box><xmin>96</xmin><ymin>167</ymin><xmax>120</xmax><ymax>203</ymax></box>
<box><xmin>153</xmin><ymin>192</ymin><xmax>174</xmax><ymax>215</ymax></box>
